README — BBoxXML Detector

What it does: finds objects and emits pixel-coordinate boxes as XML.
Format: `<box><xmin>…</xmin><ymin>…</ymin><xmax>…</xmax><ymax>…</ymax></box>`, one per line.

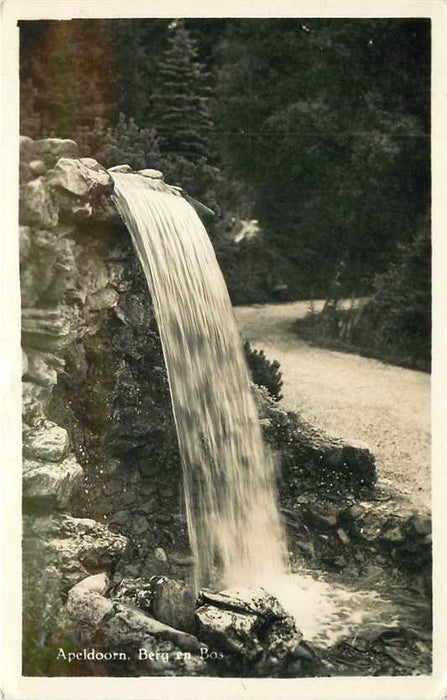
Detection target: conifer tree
<box><xmin>150</xmin><ymin>20</ymin><xmax>213</xmax><ymax>162</ymax></box>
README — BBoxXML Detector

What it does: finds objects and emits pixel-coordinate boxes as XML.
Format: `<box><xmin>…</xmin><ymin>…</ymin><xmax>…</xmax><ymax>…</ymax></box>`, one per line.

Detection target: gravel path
<box><xmin>235</xmin><ymin>301</ymin><xmax>431</xmax><ymax>514</ymax></box>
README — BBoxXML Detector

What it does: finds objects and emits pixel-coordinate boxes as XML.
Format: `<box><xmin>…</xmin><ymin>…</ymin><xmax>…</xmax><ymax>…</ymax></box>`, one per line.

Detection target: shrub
<box><xmin>244</xmin><ymin>341</ymin><xmax>283</xmax><ymax>401</ymax></box>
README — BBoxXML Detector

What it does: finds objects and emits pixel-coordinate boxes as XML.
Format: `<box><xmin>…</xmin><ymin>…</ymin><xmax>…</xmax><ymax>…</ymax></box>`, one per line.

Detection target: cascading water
<box><xmin>111</xmin><ymin>173</ymin><xmax>288</xmax><ymax>590</ymax></box>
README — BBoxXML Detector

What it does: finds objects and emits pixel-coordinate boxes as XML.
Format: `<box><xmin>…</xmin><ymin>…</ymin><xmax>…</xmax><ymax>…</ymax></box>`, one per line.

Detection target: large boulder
<box><xmin>152</xmin><ymin>577</ymin><xmax>197</xmax><ymax>634</ymax></box>
<box><xmin>23</xmin><ymin>513</ymin><xmax>128</xmax><ymax>591</ymax></box>
<box><xmin>47</xmin><ymin>158</ymin><xmax>112</xmax><ymax>197</ymax></box>
<box><xmin>23</xmin><ymin>455</ymin><xmax>83</xmax><ymax>510</ymax></box>
<box><xmin>195</xmin><ymin>586</ymin><xmax>306</xmax><ymax>676</ymax></box>
<box><xmin>23</xmin><ymin>420</ymin><xmax>69</xmax><ymax>461</ymax></box>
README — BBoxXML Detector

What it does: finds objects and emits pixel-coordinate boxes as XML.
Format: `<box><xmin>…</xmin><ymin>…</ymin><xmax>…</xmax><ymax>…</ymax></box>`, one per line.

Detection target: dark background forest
<box><xmin>19</xmin><ymin>17</ymin><xmax>431</xmax><ymax>342</ymax></box>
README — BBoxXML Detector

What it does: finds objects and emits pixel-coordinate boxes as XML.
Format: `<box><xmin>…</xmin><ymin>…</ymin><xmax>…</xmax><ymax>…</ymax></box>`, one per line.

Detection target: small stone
<box><xmin>154</xmin><ymin>547</ymin><xmax>168</xmax><ymax>562</ymax></box>
<box><xmin>74</xmin><ymin>572</ymin><xmax>110</xmax><ymax>595</ymax></box>
<box><xmin>381</xmin><ymin>519</ymin><xmax>405</xmax><ymax>543</ymax></box>
<box><xmin>86</xmin><ymin>287</ymin><xmax>119</xmax><ymax>311</ymax></box>
<box><xmin>406</xmin><ymin>514</ymin><xmax>431</xmax><ymax>537</ymax></box>
<box><xmin>108</xmin><ymin>164</ymin><xmax>133</xmax><ymax>173</ymax></box>
<box><xmin>133</xmin><ymin>515</ymin><xmax>149</xmax><ymax>535</ymax></box>
<box><xmin>123</xmin><ymin>490</ymin><xmax>136</xmax><ymax>506</ymax></box>
<box><xmin>341</xmin><ymin>504</ymin><xmax>366</xmax><ymax>522</ymax></box>
<box><xmin>29</xmin><ymin>160</ymin><xmax>47</xmax><ymax>176</ymax></box>
<box><xmin>154</xmin><ymin>513</ymin><xmax>172</xmax><ymax>524</ymax></box>
<box><xmin>137</xmin><ymin>168</ymin><xmax>163</xmax><ymax>179</ymax></box>
<box><xmin>104</xmin><ymin>480</ymin><xmax>121</xmax><ymax>496</ymax></box>
<box><xmin>141</xmin><ymin>497</ymin><xmax>159</xmax><ymax>514</ymax></box>
<box><xmin>336</xmin><ymin>528</ymin><xmax>350</xmax><ymax>545</ymax></box>
<box><xmin>110</xmin><ymin>510</ymin><xmax>130</xmax><ymax>526</ymax></box>
<box><xmin>141</xmin><ymin>482</ymin><xmax>157</xmax><ymax>496</ymax></box>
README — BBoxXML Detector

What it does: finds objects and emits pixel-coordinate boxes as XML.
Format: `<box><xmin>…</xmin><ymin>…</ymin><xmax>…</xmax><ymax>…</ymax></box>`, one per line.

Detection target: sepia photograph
<box><xmin>1</xmin><ymin>1</ymin><xmax>446</xmax><ymax>698</ymax></box>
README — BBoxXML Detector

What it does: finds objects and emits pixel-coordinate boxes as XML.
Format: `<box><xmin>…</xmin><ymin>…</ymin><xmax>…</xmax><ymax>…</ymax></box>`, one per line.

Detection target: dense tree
<box><xmin>150</xmin><ymin>20</ymin><xmax>214</xmax><ymax>162</ymax></box>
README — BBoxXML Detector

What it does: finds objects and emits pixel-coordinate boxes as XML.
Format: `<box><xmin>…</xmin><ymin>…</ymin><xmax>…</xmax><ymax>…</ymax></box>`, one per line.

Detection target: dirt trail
<box><xmin>235</xmin><ymin>301</ymin><xmax>431</xmax><ymax>514</ymax></box>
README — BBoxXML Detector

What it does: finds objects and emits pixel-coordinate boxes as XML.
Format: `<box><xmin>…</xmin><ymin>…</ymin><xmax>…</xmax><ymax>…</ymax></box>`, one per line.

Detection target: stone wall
<box><xmin>19</xmin><ymin>137</ymin><xmax>192</xmax><ymax>674</ymax></box>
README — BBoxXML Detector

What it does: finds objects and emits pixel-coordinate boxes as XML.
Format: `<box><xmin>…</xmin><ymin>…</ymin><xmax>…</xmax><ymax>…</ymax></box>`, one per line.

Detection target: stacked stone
<box><xmin>19</xmin><ymin>136</ymin><xmax>129</xmax><ymax>674</ymax></box>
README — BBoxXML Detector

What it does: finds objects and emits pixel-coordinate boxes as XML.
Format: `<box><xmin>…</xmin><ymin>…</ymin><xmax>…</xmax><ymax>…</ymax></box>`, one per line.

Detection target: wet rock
<box><xmin>47</xmin><ymin>158</ymin><xmax>112</xmax><ymax>198</ymax></box>
<box><xmin>195</xmin><ymin>604</ymin><xmax>261</xmax><ymax>658</ymax></box>
<box><xmin>108</xmin><ymin>164</ymin><xmax>133</xmax><ymax>173</ymax></box>
<box><xmin>137</xmin><ymin>168</ymin><xmax>163</xmax><ymax>179</ymax></box>
<box><xmin>199</xmin><ymin>586</ymin><xmax>287</xmax><ymax>621</ymax></box>
<box><xmin>23</xmin><ymin>455</ymin><xmax>83</xmax><ymax>509</ymax></box>
<box><xmin>20</xmin><ymin>177</ymin><xmax>58</xmax><ymax>228</ymax></box>
<box><xmin>154</xmin><ymin>547</ymin><xmax>168</xmax><ymax>563</ymax></box>
<box><xmin>195</xmin><ymin>586</ymin><xmax>303</xmax><ymax>674</ymax></box>
<box><xmin>33</xmin><ymin>138</ymin><xmax>79</xmax><ymax>165</ymax></box>
<box><xmin>23</xmin><ymin>420</ymin><xmax>69</xmax><ymax>461</ymax></box>
<box><xmin>79</xmin><ymin>157</ymin><xmax>107</xmax><ymax>171</ymax></box>
<box><xmin>152</xmin><ymin>578</ymin><xmax>196</xmax><ymax>633</ymax></box>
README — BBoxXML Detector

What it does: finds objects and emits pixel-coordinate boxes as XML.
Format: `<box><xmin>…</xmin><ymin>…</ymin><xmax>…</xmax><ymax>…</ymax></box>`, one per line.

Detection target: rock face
<box><xmin>195</xmin><ymin>586</ymin><xmax>309</xmax><ymax>676</ymax></box>
<box><xmin>19</xmin><ymin>136</ymin><xmax>187</xmax><ymax>676</ymax></box>
<box><xmin>23</xmin><ymin>455</ymin><xmax>83</xmax><ymax>509</ymax></box>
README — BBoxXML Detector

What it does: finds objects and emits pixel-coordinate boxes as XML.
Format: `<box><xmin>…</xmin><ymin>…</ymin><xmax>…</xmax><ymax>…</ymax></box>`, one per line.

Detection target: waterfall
<box><xmin>111</xmin><ymin>173</ymin><xmax>288</xmax><ymax>590</ymax></box>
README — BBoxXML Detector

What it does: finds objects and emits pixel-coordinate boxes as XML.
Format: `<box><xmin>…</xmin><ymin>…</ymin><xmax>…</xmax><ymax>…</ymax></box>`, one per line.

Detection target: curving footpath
<box><xmin>235</xmin><ymin>301</ymin><xmax>431</xmax><ymax>515</ymax></box>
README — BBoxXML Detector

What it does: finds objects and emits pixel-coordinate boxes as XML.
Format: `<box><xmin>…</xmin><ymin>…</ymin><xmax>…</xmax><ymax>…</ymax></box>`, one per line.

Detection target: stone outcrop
<box><xmin>195</xmin><ymin>586</ymin><xmax>318</xmax><ymax>677</ymax></box>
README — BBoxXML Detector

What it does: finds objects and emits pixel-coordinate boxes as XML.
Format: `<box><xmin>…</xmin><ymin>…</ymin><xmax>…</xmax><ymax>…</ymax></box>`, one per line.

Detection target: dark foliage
<box><xmin>296</xmin><ymin>219</ymin><xmax>431</xmax><ymax>370</ymax></box>
<box><xmin>19</xmin><ymin>17</ymin><xmax>431</xmax><ymax>303</ymax></box>
<box><xmin>244</xmin><ymin>341</ymin><xmax>283</xmax><ymax>401</ymax></box>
